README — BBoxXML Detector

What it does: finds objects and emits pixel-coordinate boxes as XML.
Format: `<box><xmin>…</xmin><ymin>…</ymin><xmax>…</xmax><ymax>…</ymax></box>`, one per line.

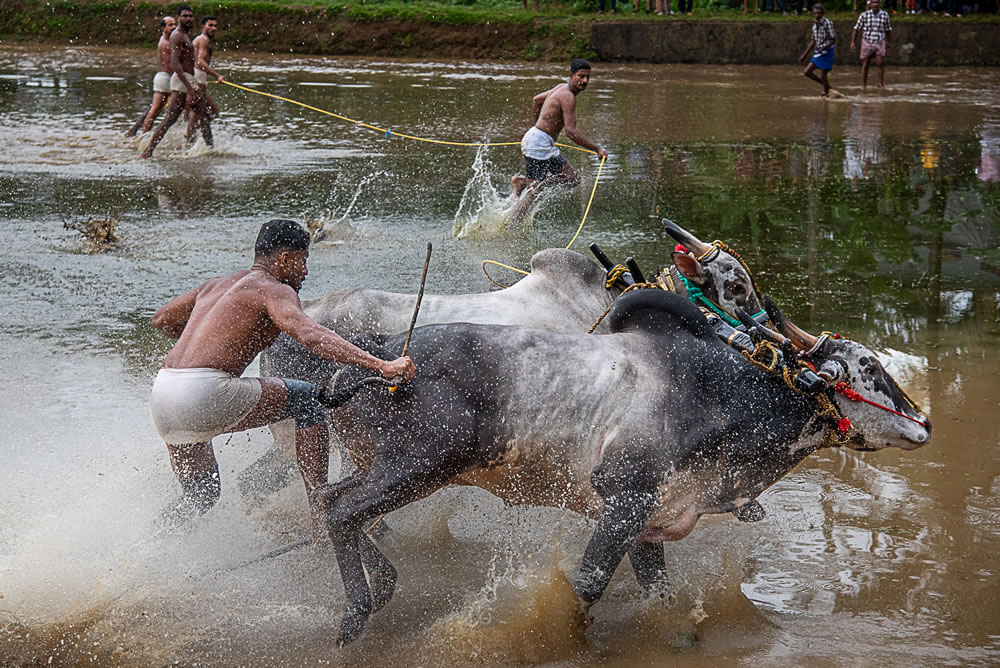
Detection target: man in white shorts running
<box><xmin>186</xmin><ymin>15</ymin><xmax>225</xmax><ymax>143</ymax></box>
<box><xmin>150</xmin><ymin>219</ymin><xmax>416</xmax><ymax>537</ymax></box>
<box><xmin>509</xmin><ymin>59</ymin><xmax>607</xmax><ymax>223</ymax></box>
<box><xmin>126</xmin><ymin>15</ymin><xmax>176</xmax><ymax>137</ymax></box>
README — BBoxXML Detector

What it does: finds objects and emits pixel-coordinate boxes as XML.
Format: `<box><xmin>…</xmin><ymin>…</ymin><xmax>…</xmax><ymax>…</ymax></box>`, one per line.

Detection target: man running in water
<box><xmin>510</xmin><ymin>59</ymin><xmax>608</xmax><ymax>221</ymax></box>
<box><xmin>141</xmin><ymin>4</ymin><xmax>205</xmax><ymax>158</ymax></box>
<box><xmin>150</xmin><ymin>220</ymin><xmax>416</xmax><ymax>538</ymax></box>
<box><xmin>186</xmin><ymin>15</ymin><xmax>225</xmax><ymax>144</ymax></box>
<box><xmin>126</xmin><ymin>16</ymin><xmax>176</xmax><ymax>137</ymax></box>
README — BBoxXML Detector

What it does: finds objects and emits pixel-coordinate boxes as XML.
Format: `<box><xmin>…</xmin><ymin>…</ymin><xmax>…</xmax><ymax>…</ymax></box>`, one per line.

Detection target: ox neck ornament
<box><xmin>741</xmin><ymin>339</ymin><xmax>862</xmax><ymax>450</ymax></box>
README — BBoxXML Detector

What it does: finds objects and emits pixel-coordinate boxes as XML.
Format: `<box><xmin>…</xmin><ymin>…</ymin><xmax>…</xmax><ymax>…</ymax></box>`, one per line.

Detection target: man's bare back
<box><xmin>158</xmin><ymin>269</ymin><xmax>289</xmax><ymax>375</ymax></box>
<box><xmin>157</xmin><ymin>32</ymin><xmax>173</xmax><ymax>73</ymax></box>
<box><xmin>154</xmin><ymin>258</ymin><xmax>410</xmax><ymax>380</ymax></box>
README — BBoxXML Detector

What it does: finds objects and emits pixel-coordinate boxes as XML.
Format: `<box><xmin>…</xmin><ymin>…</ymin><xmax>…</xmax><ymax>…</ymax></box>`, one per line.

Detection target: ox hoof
<box><xmin>732</xmin><ymin>499</ymin><xmax>765</xmax><ymax>523</ymax></box>
<box><xmin>337</xmin><ymin>604</ymin><xmax>371</xmax><ymax>647</ymax></box>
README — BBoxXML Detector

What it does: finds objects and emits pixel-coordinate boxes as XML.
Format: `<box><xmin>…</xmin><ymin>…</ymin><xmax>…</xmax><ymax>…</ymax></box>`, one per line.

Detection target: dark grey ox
<box><xmin>318</xmin><ymin>289</ymin><xmax>931</xmax><ymax>645</ymax></box>
<box><xmin>249</xmin><ymin>220</ymin><xmax>762</xmax><ymax>494</ymax></box>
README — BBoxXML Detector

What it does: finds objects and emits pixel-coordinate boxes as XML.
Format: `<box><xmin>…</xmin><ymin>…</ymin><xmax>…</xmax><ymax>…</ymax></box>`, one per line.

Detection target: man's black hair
<box><xmin>160</xmin><ymin>17</ymin><xmax>170</xmax><ymax>27</ymax></box>
<box><xmin>255</xmin><ymin>219</ymin><xmax>310</xmax><ymax>257</ymax></box>
<box><xmin>570</xmin><ymin>58</ymin><xmax>591</xmax><ymax>73</ymax></box>
<box><xmin>201</xmin><ymin>15</ymin><xmax>216</xmax><ymax>24</ymax></box>
<box><xmin>813</xmin><ymin>3</ymin><xmax>825</xmax><ymax>11</ymax></box>
<box><xmin>176</xmin><ymin>4</ymin><xmax>193</xmax><ymax>15</ymax></box>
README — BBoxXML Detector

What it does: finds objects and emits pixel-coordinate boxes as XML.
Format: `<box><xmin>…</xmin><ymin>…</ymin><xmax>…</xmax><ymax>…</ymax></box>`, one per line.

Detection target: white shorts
<box><xmin>153</xmin><ymin>71</ymin><xmax>171</xmax><ymax>93</ymax></box>
<box><xmin>150</xmin><ymin>368</ymin><xmax>263</xmax><ymax>445</ymax></box>
<box><xmin>194</xmin><ymin>69</ymin><xmax>207</xmax><ymax>86</ymax></box>
<box><xmin>170</xmin><ymin>71</ymin><xmax>195</xmax><ymax>94</ymax></box>
<box><xmin>521</xmin><ymin>125</ymin><xmax>560</xmax><ymax>161</ymax></box>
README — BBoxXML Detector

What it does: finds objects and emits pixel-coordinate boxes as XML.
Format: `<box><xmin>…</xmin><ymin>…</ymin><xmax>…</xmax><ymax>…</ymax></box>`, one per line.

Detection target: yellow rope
<box><xmin>564</xmin><ymin>154</ymin><xmax>606</xmax><ymax>250</ymax></box>
<box><xmin>220</xmin><ymin>80</ymin><xmax>597</xmax><ymax>154</ymax></box>
<box><xmin>481</xmin><ymin>260</ymin><xmax>530</xmax><ymax>289</ymax></box>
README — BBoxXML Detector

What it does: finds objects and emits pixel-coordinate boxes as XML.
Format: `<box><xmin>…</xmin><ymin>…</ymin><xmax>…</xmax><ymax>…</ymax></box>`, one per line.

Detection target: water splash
<box><xmin>452</xmin><ymin>144</ymin><xmax>536</xmax><ymax>240</ymax></box>
<box><xmin>306</xmin><ymin>170</ymin><xmax>388</xmax><ymax>244</ymax></box>
<box><xmin>423</xmin><ymin>539</ymin><xmax>587</xmax><ymax>664</ymax></box>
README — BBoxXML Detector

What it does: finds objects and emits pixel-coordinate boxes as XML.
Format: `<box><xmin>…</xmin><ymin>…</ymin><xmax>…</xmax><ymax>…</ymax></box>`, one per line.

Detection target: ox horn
<box><xmin>762</xmin><ymin>295</ymin><xmax>819</xmax><ymax>352</ymax></box>
<box><xmin>662</xmin><ymin>219</ymin><xmax>712</xmax><ymax>257</ymax></box>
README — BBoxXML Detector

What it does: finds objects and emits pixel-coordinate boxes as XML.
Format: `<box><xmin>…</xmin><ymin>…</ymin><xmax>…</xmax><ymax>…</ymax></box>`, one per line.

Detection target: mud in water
<box><xmin>0</xmin><ymin>46</ymin><xmax>998</xmax><ymax>666</ymax></box>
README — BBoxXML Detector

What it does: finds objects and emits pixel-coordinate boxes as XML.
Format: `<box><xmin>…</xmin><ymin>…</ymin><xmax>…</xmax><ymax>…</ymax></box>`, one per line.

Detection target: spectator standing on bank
<box><xmin>851</xmin><ymin>0</ymin><xmax>892</xmax><ymax>89</ymax></box>
<box><xmin>598</xmin><ymin>0</ymin><xmax>617</xmax><ymax>13</ymax></box>
<box><xmin>675</xmin><ymin>0</ymin><xmax>692</xmax><ymax>15</ymax></box>
<box><xmin>799</xmin><ymin>4</ymin><xmax>836</xmax><ymax>96</ymax></box>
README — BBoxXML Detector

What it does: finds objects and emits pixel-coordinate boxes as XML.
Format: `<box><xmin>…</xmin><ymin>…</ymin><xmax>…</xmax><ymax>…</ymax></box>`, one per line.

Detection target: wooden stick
<box><xmin>389</xmin><ymin>242</ymin><xmax>432</xmax><ymax>392</ymax></box>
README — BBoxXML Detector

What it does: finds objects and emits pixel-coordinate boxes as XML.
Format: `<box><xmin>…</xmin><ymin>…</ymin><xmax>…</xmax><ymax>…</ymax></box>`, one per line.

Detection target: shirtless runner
<box><xmin>141</xmin><ymin>4</ymin><xmax>204</xmax><ymax>158</ymax></box>
<box><xmin>186</xmin><ymin>15</ymin><xmax>225</xmax><ymax>144</ymax></box>
<box><xmin>510</xmin><ymin>59</ymin><xmax>607</xmax><ymax>222</ymax></box>
<box><xmin>150</xmin><ymin>219</ymin><xmax>416</xmax><ymax>538</ymax></box>
<box><xmin>125</xmin><ymin>16</ymin><xmax>176</xmax><ymax>137</ymax></box>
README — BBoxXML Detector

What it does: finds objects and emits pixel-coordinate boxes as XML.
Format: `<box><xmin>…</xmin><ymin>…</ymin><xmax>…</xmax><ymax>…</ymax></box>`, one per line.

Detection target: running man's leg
<box><xmin>875</xmin><ymin>53</ymin><xmax>885</xmax><ymax>88</ymax></box>
<box><xmin>803</xmin><ymin>62</ymin><xmax>824</xmax><ymax>90</ymax></box>
<box><xmin>164</xmin><ymin>440</ymin><xmax>221</xmax><ymax>524</ymax></box>
<box><xmin>143</xmin><ymin>92</ymin><xmax>170</xmax><ymax>133</ymax></box>
<box><xmin>229</xmin><ymin>377</ymin><xmax>330</xmax><ymax>539</ymax></box>
<box><xmin>142</xmin><ymin>91</ymin><xmax>187</xmax><ymax>158</ymax></box>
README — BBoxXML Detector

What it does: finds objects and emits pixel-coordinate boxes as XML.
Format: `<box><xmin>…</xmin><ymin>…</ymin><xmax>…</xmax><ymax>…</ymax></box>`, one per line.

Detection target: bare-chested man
<box><xmin>126</xmin><ymin>16</ymin><xmax>176</xmax><ymax>137</ymax></box>
<box><xmin>185</xmin><ymin>15</ymin><xmax>225</xmax><ymax>144</ymax></box>
<box><xmin>150</xmin><ymin>219</ymin><xmax>416</xmax><ymax>536</ymax></box>
<box><xmin>510</xmin><ymin>59</ymin><xmax>607</xmax><ymax>221</ymax></box>
<box><xmin>141</xmin><ymin>4</ymin><xmax>204</xmax><ymax>158</ymax></box>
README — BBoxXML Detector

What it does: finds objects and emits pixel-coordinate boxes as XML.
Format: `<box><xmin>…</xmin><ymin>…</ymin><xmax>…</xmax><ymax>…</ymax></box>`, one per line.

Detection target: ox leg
<box><xmin>322</xmin><ymin>454</ymin><xmax>472</xmax><ymax>646</ymax></box>
<box><xmin>575</xmin><ymin>488</ymin><xmax>659</xmax><ymax>606</ymax></box>
<box><xmin>628</xmin><ymin>540</ymin><xmax>669</xmax><ymax>597</ymax></box>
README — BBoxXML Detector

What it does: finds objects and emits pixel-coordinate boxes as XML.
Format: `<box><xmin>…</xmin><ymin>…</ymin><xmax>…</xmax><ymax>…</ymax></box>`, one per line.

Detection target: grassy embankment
<box><xmin>1</xmin><ymin>0</ymin><xmax>996</xmax><ymax>61</ymax></box>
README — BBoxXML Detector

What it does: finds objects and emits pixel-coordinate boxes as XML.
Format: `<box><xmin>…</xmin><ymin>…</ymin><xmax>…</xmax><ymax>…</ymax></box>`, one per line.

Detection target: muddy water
<box><xmin>0</xmin><ymin>45</ymin><xmax>998</xmax><ymax>666</ymax></box>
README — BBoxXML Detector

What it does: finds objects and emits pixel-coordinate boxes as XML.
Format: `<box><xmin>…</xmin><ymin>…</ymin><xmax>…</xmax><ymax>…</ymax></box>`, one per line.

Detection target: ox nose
<box><xmin>921</xmin><ymin>415</ymin><xmax>932</xmax><ymax>436</ymax></box>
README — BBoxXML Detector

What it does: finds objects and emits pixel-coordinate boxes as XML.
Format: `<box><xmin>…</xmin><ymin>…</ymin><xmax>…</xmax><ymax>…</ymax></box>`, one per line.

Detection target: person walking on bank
<box><xmin>851</xmin><ymin>0</ymin><xmax>892</xmax><ymax>90</ymax></box>
<box><xmin>126</xmin><ymin>16</ymin><xmax>176</xmax><ymax>137</ymax></box>
<box><xmin>799</xmin><ymin>4</ymin><xmax>836</xmax><ymax>96</ymax></box>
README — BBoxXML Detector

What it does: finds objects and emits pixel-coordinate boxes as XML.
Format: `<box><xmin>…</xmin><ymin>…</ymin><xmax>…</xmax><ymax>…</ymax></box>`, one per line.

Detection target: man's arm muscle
<box><xmin>265</xmin><ymin>285</ymin><xmax>393</xmax><ymax>374</ymax></box>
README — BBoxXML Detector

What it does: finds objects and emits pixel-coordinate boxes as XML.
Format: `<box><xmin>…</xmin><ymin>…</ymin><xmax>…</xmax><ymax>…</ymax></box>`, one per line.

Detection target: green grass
<box><xmin>199</xmin><ymin>0</ymin><xmax>1000</xmax><ymax>22</ymax></box>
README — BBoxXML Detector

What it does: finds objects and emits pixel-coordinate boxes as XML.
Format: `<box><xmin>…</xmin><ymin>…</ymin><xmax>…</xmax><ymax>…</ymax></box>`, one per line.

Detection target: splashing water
<box><xmin>307</xmin><ymin>170</ymin><xmax>388</xmax><ymax>244</ymax></box>
<box><xmin>452</xmin><ymin>144</ymin><xmax>535</xmax><ymax>240</ymax></box>
<box><xmin>425</xmin><ymin>541</ymin><xmax>588</xmax><ymax>664</ymax></box>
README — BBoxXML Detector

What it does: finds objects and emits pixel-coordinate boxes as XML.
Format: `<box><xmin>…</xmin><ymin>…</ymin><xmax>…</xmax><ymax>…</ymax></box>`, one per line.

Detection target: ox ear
<box><xmin>762</xmin><ymin>295</ymin><xmax>820</xmax><ymax>352</ymax></box>
<box><xmin>672</xmin><ymin>251</ymin><xmax>707</xmax><ymax>286</ymax></box>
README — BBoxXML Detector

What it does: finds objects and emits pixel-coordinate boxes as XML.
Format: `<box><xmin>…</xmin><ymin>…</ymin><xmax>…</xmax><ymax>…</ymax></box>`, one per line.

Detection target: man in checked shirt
<box><xmin>851</xmin><ymin>0</ymin><xmax>892</xmax><ymax>90</ymax></box>
<box><xmin>799</xmin><ymin>4</ymin><xmax>836</xmax><ymax>97</ymax></box>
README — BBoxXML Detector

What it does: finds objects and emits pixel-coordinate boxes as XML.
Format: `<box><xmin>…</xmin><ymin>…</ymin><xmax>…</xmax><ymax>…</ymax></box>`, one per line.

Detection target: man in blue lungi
<box><xmin>799</xmin><ymin>4</ymin><xmax>836</xmax><ymax>97</ymax></box>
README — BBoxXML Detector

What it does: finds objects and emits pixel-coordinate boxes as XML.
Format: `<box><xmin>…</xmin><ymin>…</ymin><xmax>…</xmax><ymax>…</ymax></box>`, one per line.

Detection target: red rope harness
<box><xmin>833</xmin><ymin>382</ymin><xmax>926</xmax><ymax>425</ymax></box>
